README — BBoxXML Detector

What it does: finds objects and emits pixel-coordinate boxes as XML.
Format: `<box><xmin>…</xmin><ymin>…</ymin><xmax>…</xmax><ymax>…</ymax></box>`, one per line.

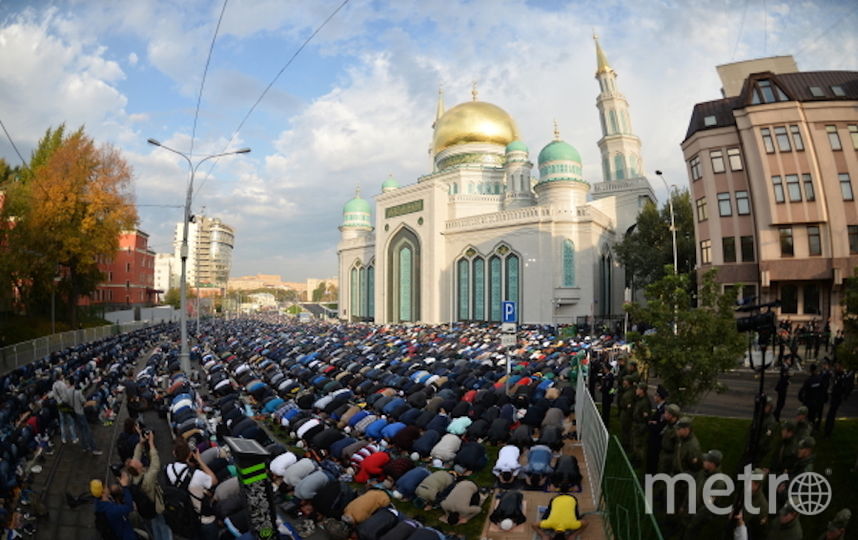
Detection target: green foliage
<box><xmin>836</xmin><ymin>267</ymin><xmax>858</xmax><ymax>370</ymax></box>
<box><xmin>311</xmin><ymin>281</ymin><xmax>327</xmax><ymax>302</ymax></box>
<box><xmin>286</xmin><ymin>304</ymin><xmax>302</xmax><ymax>315</ymax></box>
<box><xmin>615</xmin><ymin>190</ymin><xmax>695</xmax><ymax>291</ymax></box>
<box><xmin>625</xmin><ymin>269</ymin><xmax>746</xmax><ymax>407</ymax></box>
<box><xmin>163</xmin><ymin>288</ymin><xmax>181</xmax><ymax>309</ymax></box>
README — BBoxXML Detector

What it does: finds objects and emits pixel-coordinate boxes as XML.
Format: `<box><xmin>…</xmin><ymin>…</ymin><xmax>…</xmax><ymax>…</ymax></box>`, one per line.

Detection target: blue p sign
<box><xmin>502</xmin><ymin>301</ymin><xmax>517</xmax><ymax>323</ymax></box>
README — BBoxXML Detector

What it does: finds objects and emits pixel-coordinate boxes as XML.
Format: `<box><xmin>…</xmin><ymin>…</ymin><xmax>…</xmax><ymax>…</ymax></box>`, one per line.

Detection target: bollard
<box><xmin>224</xmin><ymin>436</ymin><xmax>277</xmax><ymax>539</ymax></box>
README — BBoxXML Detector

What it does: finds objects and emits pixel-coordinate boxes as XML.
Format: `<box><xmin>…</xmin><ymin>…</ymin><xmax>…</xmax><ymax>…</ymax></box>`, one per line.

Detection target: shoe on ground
<box><xmin>72</xmin><ymin>438</ymin><xmax>79</xmax><ymax>444</ymax></box>
<box><xmin>91</xmin><ymin>449</ymin><xmax>103</xmax><ymax>456</ymax></box>
<box><xmin>61</xmin><ymin>439</ymin><xmax>66</xmax><ymax>444</ymax></box>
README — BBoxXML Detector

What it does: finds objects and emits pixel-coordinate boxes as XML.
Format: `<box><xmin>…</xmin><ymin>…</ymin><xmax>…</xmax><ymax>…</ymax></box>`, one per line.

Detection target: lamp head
<box><xmin>235</xmin><ymin>147</ymin><xmax>251</xmax><ymax>154</ymax></box>
<box><xmin>655</xmin><ymin>170</ymin><xmax>663</xmax><ymax>176</ymax></box>
<box><xmin>147</xmin><ymin>138</ymin><xmax>161</xmax><ymax>147</ymax></box>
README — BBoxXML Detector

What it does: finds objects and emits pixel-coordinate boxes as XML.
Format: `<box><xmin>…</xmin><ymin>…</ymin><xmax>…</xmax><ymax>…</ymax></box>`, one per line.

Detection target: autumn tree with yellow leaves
<box><xmin>0</xmin><ymin>125</ymin><xmax>137</xmax><ymax>327</ymax></box>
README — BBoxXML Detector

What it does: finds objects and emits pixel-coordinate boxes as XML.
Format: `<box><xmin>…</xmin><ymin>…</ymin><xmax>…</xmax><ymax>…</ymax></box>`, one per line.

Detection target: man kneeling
<box><xmin>531</xmin><ymin>494</ymin><xmax>588</xmax><ymax>539</ymax></box>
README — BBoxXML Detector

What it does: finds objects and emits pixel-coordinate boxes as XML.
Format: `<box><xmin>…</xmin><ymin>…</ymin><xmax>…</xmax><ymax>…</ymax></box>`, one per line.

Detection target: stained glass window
<box><xmin>506</xmin><ymin>254</ymin><xmax>520</xmax><ymax>305</ymax></box>
<box><xmin>359</xmin><ymin>267</ymin><xmax>367</xmax><ymax>318</ymax></box>
<box><xmin>350</xmin><ymin>267</ymin><xmax>359</xmax><ymax>318</ymax></box>
<box><xmin>399</xmin><ymin>246</ymin><xmax>412</xmax><ymax>321</ymax></box>
<box><xmin>367</xmin><ymin>266</ymin><xmax>375</xmax><ymax>318</ymax></box>
<box><xmin>489</xmin><ymin>256</ymin><xmax>502</xmax><ymax>321</ymax></box>
<box><xmin>562</xmin><ymin>240</ymin><xmax>575</xmax><ymax>287</ymax></box>
<box><xmin>457</xmin><ymin>258</ymin><xmax>470</xmax><ymax>321</ymax></box>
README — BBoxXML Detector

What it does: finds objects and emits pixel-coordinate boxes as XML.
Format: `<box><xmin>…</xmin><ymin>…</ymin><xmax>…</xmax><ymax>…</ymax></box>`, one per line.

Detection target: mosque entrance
<box><xmin>386</xmin><ymin>227</ymin><xmax>421</xmax><ymax>322</ymax></box>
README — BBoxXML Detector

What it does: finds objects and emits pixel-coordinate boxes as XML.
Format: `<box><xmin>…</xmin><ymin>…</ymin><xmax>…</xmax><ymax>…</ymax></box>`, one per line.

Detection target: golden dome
<box><xmin>432</xmin><ymin>101</ymin><xmax>520</xmax><ymax>154</ymax></box>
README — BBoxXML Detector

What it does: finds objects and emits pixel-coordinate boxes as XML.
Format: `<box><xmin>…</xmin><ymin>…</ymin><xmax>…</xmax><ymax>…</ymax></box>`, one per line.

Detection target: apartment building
<box><xmin>682</xmin><ymin>57</ymin><xmax>858</xmax><ymax>328</ymax></box>
<box><xmin>80</xmin><ymin>229</ymin><xmax>156</xmax><ymax>306</ymax></box>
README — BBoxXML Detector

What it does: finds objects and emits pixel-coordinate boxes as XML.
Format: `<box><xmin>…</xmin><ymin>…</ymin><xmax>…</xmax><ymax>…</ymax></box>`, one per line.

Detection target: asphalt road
<box><xmin>649</xmin><ymin>368</ymin><xmax>858</xmax><ymax>419</ymax></box>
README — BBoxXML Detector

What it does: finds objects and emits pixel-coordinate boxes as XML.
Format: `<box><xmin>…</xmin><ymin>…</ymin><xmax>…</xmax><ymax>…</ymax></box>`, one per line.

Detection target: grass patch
<box><xmin>604</xmin><ymin>406</ymin><xmax>858</xmax><ymax>539</ymax></box>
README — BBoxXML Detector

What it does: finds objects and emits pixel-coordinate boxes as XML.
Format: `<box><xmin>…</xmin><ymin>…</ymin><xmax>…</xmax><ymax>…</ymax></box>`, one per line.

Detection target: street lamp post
<box><xmin>147</xmin><ymin>138</ymin><xmax>250</xmax><ymax>374</ymax></box>
<box><xmin>655</xmin><ymin>171</ymin><xmax>678</xmax><ymax>274</ymax></box>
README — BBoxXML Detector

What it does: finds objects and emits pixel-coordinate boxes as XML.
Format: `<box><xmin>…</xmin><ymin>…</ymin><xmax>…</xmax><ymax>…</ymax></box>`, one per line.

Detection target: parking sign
<box><xmin>502</xmin><ymin>301</ymin><xmax>517</xmax><ymax>323</ymax></box>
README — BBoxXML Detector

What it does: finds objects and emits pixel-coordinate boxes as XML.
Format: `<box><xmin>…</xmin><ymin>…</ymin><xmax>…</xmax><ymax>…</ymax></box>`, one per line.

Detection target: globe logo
<box><xmin>787</xmin><ymin>472</ymin><xmax>832</xmax><ymax>516</ymax></box>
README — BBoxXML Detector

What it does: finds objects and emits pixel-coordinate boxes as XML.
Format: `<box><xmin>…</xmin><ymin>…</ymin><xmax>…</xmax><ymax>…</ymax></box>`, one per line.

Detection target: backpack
<box><xmin>162</xmin><ymin>464</ymin><xmax>200</xmax><ymax>538</ymax></box>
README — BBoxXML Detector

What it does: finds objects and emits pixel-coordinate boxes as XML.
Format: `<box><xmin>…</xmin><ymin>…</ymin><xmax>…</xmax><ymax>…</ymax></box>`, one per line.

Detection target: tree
<box><xmin>615</xmin><ymin>190</ymin><xmax>695</xmax><ymax>292</ymax></box>
<box><xmin>312</xmin><ymin>281</ymin><xmax>327</xmax><ymax>302</ymax></box>
<box><xmin>625</xmin><ymin>268</ymin><xmax>746</xmax><ymax>407</ymax></box>
<box><xmin>164</xmin><ymin>288</ymin><xmax>181</xmax><ymax>309</ymax></box>
<box><xmin>286</xmin><ymin>304</ymin><xmax>302</xmax><ymax>315</ymax></box>
<box><xmin>0</xmin><ymin>126</ymin><xmax>137</xmax><ymax>326</ymax></box>
<box><xmin>836</xmin><ymin>267</ymin><xmax>858</xmax><ymax>370</ymax></box>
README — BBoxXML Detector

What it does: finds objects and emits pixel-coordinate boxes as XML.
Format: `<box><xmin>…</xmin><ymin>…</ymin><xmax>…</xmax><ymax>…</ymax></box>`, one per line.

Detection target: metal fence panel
<box><xmin>601</xmin><ymin>436</ymin><xmax>663</xmax><ymax>540</ymax></box>
<box><xmin>575</xmin><ymin>369</ymin><xmax>610</xmax><ymax>507</ymax></box>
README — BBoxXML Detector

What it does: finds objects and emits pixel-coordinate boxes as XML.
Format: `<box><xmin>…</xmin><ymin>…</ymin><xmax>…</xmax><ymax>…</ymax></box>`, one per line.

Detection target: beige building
<box><xmin>228</xmin><ymin>274</ymin><xmax>291</xmax><ymax>291</ymax></box>
<box><xmin>682</xmin><ymin>57</ymin><xmax>858</xmax><ymax>328</ymax></box>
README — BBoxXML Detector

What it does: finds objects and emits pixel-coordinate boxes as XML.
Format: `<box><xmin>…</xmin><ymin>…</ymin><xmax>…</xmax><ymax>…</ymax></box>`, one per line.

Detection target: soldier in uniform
<box><xmin>769</xmin><ymin>420</ymin><xmax>799</xmax><ymax>476</ymax></box>
<box><xmin>674</xmin><ymin>417</ymin><xmax>702</xmax><ymax>476</ymax></box>
<box><xmin>597</xmin><ymin>362</ymin><xmax>615</xmax><ymax>429</ymax></box>
<box><xmin>794</xmin><ymin>406</ymin><xmax>812</xmax><ymax>441</ymax></box>
<box><xmin>773</xmin><ymin>357</ymin><xmax>792</xmax><ymax>421</ymax></box>
<box><xmin>750</xmin><ymin>395</ymin><xmax>778</xmax><ymax>466</ymax></box>
<box><xmin>617</xmin><ymin>376</ymin><xmax>635</xmax><ymax>449</ymax></box>
<box><xmin>767</xmin><ymin>500</ymin><xmax>803</xmax><ymax>540</ymax></box>
<box><xmin>684</xmin><ymin>450</ymin><xmax>728</xmax><ymax>538</ymax></box>
<box><xmin>824</xmin><ymin>361</ymin><xmax>851</xmax><ymax>437</ymax></box>
<box><xmin>741</xmin><ymin>468</ymin><xmax>769</xmax><ymax>539</ymax></box>
<box><xmin>630</xmin><ymin>382</ymin><xmax>652</xmax><ymax>466</ymax></box>
<box><xmin>625</xmin><ymin>360</ymin><xmax>641</xmax><ymax>384</ymax></box>
<box><xmin>657</xmin><ymin>404</ymin><xmax>681</xmax><ymax>474</ymax></box>
<box><xmin>646</xmin><ymin>385</ymin><xmax>669</xmax><ymax>474</ymax></box>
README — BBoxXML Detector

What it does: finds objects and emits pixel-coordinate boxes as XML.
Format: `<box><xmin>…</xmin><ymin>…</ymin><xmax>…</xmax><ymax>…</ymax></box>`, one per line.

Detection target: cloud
<box><xmin>128</xmin><ymin>52</ymin><xmax>138</xmax><ymax>65</ymax></box>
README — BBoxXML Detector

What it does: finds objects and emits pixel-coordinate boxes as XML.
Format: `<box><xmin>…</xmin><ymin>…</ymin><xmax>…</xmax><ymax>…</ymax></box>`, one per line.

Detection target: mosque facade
<box><xmin>337</xmin><ymin>38</ymin><xmax>655</xmax><ymax>325</ymax></box>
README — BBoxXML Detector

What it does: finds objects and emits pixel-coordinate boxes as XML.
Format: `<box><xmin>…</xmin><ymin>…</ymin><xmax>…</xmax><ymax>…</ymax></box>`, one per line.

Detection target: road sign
<box><xmin>501</xmin><ymin>322</ymin><xmax>516</xmax><ymax>334</ymax></box>
<box><xmin>502</xmin><ymin>301</ymin><xmax>517</xmax><ymax>323</ymax></box>
<box><xmin>501</xmin><ymin>334</ymin><xmax>516</xmax><ymax>348</ymax></box>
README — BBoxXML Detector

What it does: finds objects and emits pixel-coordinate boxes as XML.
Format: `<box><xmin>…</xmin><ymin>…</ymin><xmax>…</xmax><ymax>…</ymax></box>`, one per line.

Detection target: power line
<box><xmin>793</xmin><ymin>4</ymin><xmax>858</xmax><ymax>59</ymax></box>
<box><xmin>195</xmin><ymin>0</ymin><xmax>351</xmax><ymax>197</ymax></box>
<box><xmin>189</xmin><ymin>0</ymin><xmax>230</xmax><ymax>160</ymax></box>
<box><xmin>0</xmin><ymin>116</ymin><xmax>26</xmax><ymax>166</ymax></box>
<box><xmin>731</xmin><ymin>0</ymin><xmax>749</xmax><ymax>60</ymax></box>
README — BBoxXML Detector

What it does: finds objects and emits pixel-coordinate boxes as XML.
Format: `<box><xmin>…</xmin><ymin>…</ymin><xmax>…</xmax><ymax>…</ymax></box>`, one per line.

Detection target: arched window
<box><xmin>473</xmin><ymin>257</ymin><xmax>485</xmax><ymax>320</ymax></box>
<box><xmin>562</xmin><ymin>240</ymin><xmax>575</xmax><ymax>287</ymax></box>
<box><xmin>367</xmin><ymin>265</ymin><xmax>375</xmax><ymax>319</ymax></box>
<box><xmin>489</xmin><ymin>255</ymin><xmax>502</xmax><ymax>321</ymax></box>
<box><xmin>614</xmin><ymin>154</ymin><xmax>626</xmax><ymax>180</ymax></box>
<box><xmin>350</xmin><ymin>266</ymin><xmax>359</xmax><ymax>319</ymax></box>
<box><xmin>387</xmin><ymin>227</ymin><xmax>420</xmax><ymax>323</ymax></box>
<box><xmin>505</xmin><ymin>254</ymin><xmax>520</xmax><ymax>306</ymax></box>
<box><xmin>602</xmin><ymin>157</ymin><xmax>611</xmax><ymax>181</ymax></box>
<box><xmin>359</xmin><ymin>267</ymin><xmax>367</xmax><ymax>318</ymax></box>
<box><xmin>609</xmin><ymin>110</ymin><xmax>619</xmax><ymax>134</ymax></box>
<box><xmin>457</xmin><ymin>258</ymin><xmax>470</xmax><ymax>321</ymax></box>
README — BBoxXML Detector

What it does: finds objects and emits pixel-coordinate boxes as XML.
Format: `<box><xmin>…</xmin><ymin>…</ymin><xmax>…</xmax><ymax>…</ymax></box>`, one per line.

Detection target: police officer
<box><xmin>631</xmin><ymin>382</ymin><xmax>652</xmax><ymax>466</ymax></box>
<box><xmin>750</xmin><ymin>395</ymin><xmax>778</xmax><ymax>466</ymax></box>
<box><xmin>824</xmin><ymin>361</ymin><xmax>850</xmax><ymax>438</ymax></box>
<box><xmin>617</xmin><ymin>376</ymin><xmax>635</xmax><ymax>449</ymax></box>
<box><xmin>646</xmin><ymin>385</ymin><xmax>668</xmax><ymax>475</ymax></box>
<box><xmin>597</xmin><ymin>363</ymin><xmax>615</xmax><ymax>429</ymax></box>
<box><xmin>794</xmin><ymin>406</ymin><xmax>812</xmax><ymax>441</ymax></box>
<box><xmin>769</xmin><ymin>421</ymin><xmax>798</xmax><ymax>476</ymax></box>
<box><xmin>773</xmin><ymin>357</ymin><xmax>792</xmax><ymax>421</ymax></box>
<box><xmin>684</xmin><ymin>450</ymin><xmax>728</xmax><ymax>538</ymax></box>
<box><xmin>674</xmin><ymin>417</ymin><xmax>702</xmax><ymax>476</ymax></box>
<box><xmin>798</xmin><ymin>363</ymin><xmax>825</xmax><ymax>431</ymax></box>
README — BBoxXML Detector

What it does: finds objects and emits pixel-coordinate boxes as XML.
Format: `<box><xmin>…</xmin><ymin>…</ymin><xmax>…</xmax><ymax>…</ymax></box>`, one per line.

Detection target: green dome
<box><xmin>538</xmin><ymin>140</ymin><xmax>581</xmax><ymax>165</ymax></box>
<box><xmin>343</xmin><ymin>196</ymin><xmax>370</xmax><ymax>214</ymax></box>
<box><xmin>506</xmin><ymin>140</ymin><xmax>528</xmax><ymax>153</ymax></box>
<box><xmin>381</xmin><ymin>176</ymin><xmax>399</xmax><ymax>192</ymax></box>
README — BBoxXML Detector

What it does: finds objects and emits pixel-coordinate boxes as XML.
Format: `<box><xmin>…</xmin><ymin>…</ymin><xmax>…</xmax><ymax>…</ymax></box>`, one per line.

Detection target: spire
<box><xmin>471</xmin><ymin>81</ymin><xmax>479</xmax><ymax>101</ymax></box>
<box><xmin>593</xmin><ymin>32</ymin><xmax>613</xmax><ymax>75</ymax></box>
<box><xmin>553</xmin><ymin>120</ymin><xmax>560</xmax><ymax>141</ymax></box>
<box><xmin>355</xmin><ymin>185</ymin><xmax>361</xmax><ymax>198</ymax></box>
<box><xmin>433</xmin><ymin>86</ymin><xmax>445</xmax><ymax>128</ymax></box>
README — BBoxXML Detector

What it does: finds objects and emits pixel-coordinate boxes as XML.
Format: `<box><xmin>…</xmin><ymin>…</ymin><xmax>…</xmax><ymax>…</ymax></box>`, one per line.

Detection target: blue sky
<box><xmin>0</xmin><ymin>0</ymin><xmax>856</xmax><ymax>280</ymax></box>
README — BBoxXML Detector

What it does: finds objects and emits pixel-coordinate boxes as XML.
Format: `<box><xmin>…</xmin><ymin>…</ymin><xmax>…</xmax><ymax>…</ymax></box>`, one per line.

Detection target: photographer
<box><xmin>165</xmin><ymin>439</ymin><xmax>219</xmax><ymax>540</ymax></box>
<box><xmin>127</xmin><ymin>429</ymin><xmax>171</xmax><ymax>540</ymax></box>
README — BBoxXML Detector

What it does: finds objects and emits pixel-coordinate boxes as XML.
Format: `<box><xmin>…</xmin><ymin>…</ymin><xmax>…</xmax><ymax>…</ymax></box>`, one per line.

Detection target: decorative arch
<box><xmin>599</xmin><ymin>244</ymin><xmax>613</xmax><ymax>316</ymax></box>
<box><xmin>386</xmin><ymin>226</ymin><xmax>421</xmax><ymax>322</ymax></box>
<box><xmin>562</xmin><ymin>239</ymin><xmax>575</xmax><ymax>287</ymax></box>
<box><xmin>484</xmin><ymin>243</ymin><xmax>521</xmax><ymax>321</ymax></box>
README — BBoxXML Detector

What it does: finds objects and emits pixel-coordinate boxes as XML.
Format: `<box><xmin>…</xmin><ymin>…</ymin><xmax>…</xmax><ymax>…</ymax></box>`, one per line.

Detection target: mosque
<box><xmin>337</xmin><ymin>37</ymin><xmax>655</xmax><ymax>325</ymax></box>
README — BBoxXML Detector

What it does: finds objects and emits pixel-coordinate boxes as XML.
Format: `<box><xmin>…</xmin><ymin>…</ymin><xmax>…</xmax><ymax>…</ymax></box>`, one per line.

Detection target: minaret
<box><xmin>594</xmin><ymin>34</ymin><xmax>643</xmax><ymax>181</ymax></box>
<box><xmin>430</xmin><ymin>87</ymin><xmax>445</xmax><ymax>171</ymax></box>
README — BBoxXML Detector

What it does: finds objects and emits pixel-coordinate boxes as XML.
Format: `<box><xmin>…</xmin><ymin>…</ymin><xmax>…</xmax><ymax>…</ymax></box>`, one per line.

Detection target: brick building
<box><xmin>80</xmin><ymin>229</ymin><xmax>156</xmax><ymax>307</ymax></box>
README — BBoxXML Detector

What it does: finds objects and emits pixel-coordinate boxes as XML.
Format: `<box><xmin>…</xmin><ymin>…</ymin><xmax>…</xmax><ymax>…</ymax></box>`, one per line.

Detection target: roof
<box><xmin>685</xmin><ymin>70</ymin><xmax>858</xmax><ymax>141</ymax></box>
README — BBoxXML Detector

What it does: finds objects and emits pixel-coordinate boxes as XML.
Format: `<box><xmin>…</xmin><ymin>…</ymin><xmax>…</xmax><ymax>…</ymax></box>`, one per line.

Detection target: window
<box><xmin>108</xmin><ymin>271</ymin><xmax>113</xmax><ymax>281</ymax></box>
<box><xmin>717</xmin><ymin>192</ymin><xmax>732</xmax><ymax>216</ymax></box>
<box><xmin>831</xmin><ymin>85</ymin><xmax>845</xmax><ymax>97</ymax></box>
<box><xmin>505</xmin><ymin>254</ymin><xmax>520</xmax><ymax>305</ymax></box>
<box><xmin>736</xmin><ymin>191</ymin><xmax>750</xmax><ymax>215</ymax></box>
<box><xmin>849</xmin><ymin>226</ymin><xmax>858</xmax><ymax>254</ymax></box>
<box><xmin>710</xmin><ymin>150</ymin><xmax>725</xmax><ymax>173</ymax></box>
<box><xmin>696</xmin><ymin>197</ymin><xmax>708</xmax><ymax>222</ymax></box>
<box><xmin>752</xmin><ymin>79</ymin><xmax>789</xmax><ymax>104</ymax></box>
<box><xmin>781</xmin><ymin>284</ymin><xmax>798</xmax><ymax>314</ymax></box>
<box><xmin>790</xmin><ymin>125</ymin><xmax>804</xmax><ymax>150</ymax></box>
<box><xmin>457</xmin><ymin>258</ymin><xmax>469</xmax><ymax>321</ymax></box>
<box><xmin>802</xmin><ymin>174</ymin><xmax>815</xmax><ymax>202</ymax></box>
<box><xmin>761</xmin><ymin>128</ymin><xmax>775</xmax><ymax>153</ymax></box>
<box><xmin>727</xmin><ymin>148</ymin><xmax>743</xmax><ymax>171</ymax></box>
<box><xmin>722</xmin><ymin>237</ymin><xmax>736</xmax><ymax>263</ymax></box>
<box><xmin>742</xmin><ymin>284</ymin><xmax>757</xmax><ymax>303</ymax></box>
<box><xmin>809</xmin><ymin>86</ymin><xmax>825</xmax><ymax>97</ymax></box>
<box><xmin>472</xmin><ymin>258</ymin><xmax>485</xmax><ymax>321</ymax></box>
<box><xmin>840</xmin><ymin>173</ymin><xmax>854</xmax><ymax>201</ymax></box>
<box><xmin>774</xmin><ymin>126</ymin><xmax>791</xmax><ymax>152</ymax></box>
<box><xmin>700</xmin><ymin>239</ymin><xmax>712</xmax><ymax>264</ymax></box>
<box><xmin>779</xmin><ymin>227</ymin><xmax>794</xmax><ymax>257</ymax></box>
<box><xmin>849</xmin><ymin>125</ymin><xmax>858</xmax><ymax>149</ymax></box>
<box><xmin>772</xmin><ymin>175</ymin><xmax>785</xmax><ymax>203</ymax></box>
<box><xmin>807</xmin><ymin>225</ymin><xmax>821</xmax><ymax>256</ymax></box>
<box><xmin>804</xmin><ymin>284</ymin><xmax>821</xmax><ymax>315</ymax></box>
<box><xmin>562</xmin><ymin>240</ymin><xmax>575</xmax><ymax>287</ymax></box>
<box><xmin>689</xmin><ymin>155</ymin><xmax>702</xmax><ymax>180</ymax></box>
<box><xmin>786</xmin><ymin>174</ymin><xmax>802</xmax><ymax>202</ymax></box>
<box><xmin>704</xmin><ymin>115</ymin><xmax>717</xmax><ymax>127</ymax></box>
<box><xmin>827</xmin><ymin>125</ymin><xmax>842</xmax><ymax>150</ymax></box>
<box><xmin>126</xmin><ymin>262</ymin><xmax>131</xmax><ymax>272</ymax></box>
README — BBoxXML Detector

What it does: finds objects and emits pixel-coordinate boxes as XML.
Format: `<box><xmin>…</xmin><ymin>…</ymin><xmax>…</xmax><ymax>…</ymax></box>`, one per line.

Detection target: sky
<box><xmin>0</xmin><ymin>0</ymin><xmax>856</xmax><ymax>281</ymax></box>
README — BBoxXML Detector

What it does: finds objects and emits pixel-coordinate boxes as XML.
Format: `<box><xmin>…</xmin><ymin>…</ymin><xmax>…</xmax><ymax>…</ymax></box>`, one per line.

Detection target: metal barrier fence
<box><xmin>0</xmin><ymin>321</ymin><xmax>153</xmax><ymax>375</ymax></box>
<box><xmin>601</xmin><ymin>436</ymin><xmax>663</xmax><ymax>540</ymax></box>
<box><xmin>575</xmin><ymin>369</ymin><xmax>610</xmax><ymax>507</ymax></box>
